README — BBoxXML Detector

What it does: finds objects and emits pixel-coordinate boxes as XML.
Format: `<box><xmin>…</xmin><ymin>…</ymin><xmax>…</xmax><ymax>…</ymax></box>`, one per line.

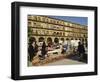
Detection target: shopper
<box><xmin>28</xmin><ymin>37</ymin><xmax>36</xmax><ymax>62</ymax></box>
<box><xmin>41</xmin><ymin>41</ymin><xmax>47</xmax><ymax>59</ymax></box>
<box><xmin>77</xmin><ymin>42</ymin><xmax>85</xmax><ymax>60</ymax></box>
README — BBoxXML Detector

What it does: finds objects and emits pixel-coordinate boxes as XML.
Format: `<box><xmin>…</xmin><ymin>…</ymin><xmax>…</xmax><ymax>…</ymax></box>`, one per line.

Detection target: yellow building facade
<box><xmin>28</xmin><ymin>15</ymin><xmax>87</xmax><ymax>44</ymax></box>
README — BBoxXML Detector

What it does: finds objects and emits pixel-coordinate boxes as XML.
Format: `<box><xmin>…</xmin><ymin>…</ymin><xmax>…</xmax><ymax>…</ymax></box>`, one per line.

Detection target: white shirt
<box><xmin>71</xmin><ymin>40</ymin><xmax>74</xmax><ymax>47</ymax></box>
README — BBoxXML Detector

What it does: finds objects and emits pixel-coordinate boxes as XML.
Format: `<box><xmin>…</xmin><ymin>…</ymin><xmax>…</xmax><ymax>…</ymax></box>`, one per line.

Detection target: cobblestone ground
<box><xmin>28</xmin><ymin>50</ymin><xmax>87</xmax><ymax>66</ymax></box>
<box><xmin>28</xmin><ymin>58</ymin><xmax>85</xmax><ymax>66</ymax></box>
<box><xmin>43</xmin><ymin>58</ymin><xmax>85</xmax><ymax>66</ymax></box>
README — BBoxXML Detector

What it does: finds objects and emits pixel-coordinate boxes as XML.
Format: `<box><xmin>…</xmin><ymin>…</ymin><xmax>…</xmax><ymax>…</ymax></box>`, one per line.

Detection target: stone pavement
<box><xmin>28</xmin><ymin>50</ymin><xmax>87</xmax><ymax>66</ymax></box>
<box><xmin>44</xmin><ymin>58</ymin><xmax>85</xmax><ymax>66</ymax></box>
<box><xmin>28</xmin><ymin>58</ymin><xmax>85</xmax><ymax>67</ymax></box>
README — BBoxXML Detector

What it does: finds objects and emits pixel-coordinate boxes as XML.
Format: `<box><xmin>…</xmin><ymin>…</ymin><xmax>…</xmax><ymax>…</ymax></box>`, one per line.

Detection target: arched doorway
<box><xmin>47</xmin><ymin>37</ymin><xmax>52</xmax><ymax>43</ymax></box>
<box><xmin>71</xmin><ymin>38</ymin><xmax>73</xmax><ymax>40</ymax></box>
<box><xmin>54</xmin><ymin>37</ymin><xmax>60</xmax><ymax>49</ymax></box>
<box><xmin>75</xmin><ymin>38</ymin><xmax>77</xmax><ymax>40</ymax></box>
<box><xmin>47</xmin><ymin>37</ymin><xmax>53</xmax><ymax>47</ymax></box>
<box><xmin>38</xmin><ymin>37</ymin><xmax>44</xmax><ymax>42</ymax></box>
<box><xmin>66</xmin><ymin>38</ymin><xmax>69</xmax><ymax>40</ymax></box>
<box><xmin>54</xmin><ymin>37</ymin><xmax>59</xmax><ymax>43</ymax></box>
<box><xmin>28</xmin><ymin>37</ymin><xmax>36</xmax><ymax>44</ymax></box>
<box><xmin>61</xmin><ymin>38</ymin><xmax>64</xmax><ymax>41</ymax></box>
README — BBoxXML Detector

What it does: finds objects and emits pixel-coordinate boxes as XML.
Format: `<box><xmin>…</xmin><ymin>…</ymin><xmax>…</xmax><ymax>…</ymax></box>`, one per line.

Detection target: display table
<box><xmin>47</xmin><ymin>49</ymin><xmax>61</xmax><ymax>55</ymax></box>
<box><xmin>31</xmin><ymin>48</ymin><xmax>75</xmax><ymax>66</ymax></box>
<box><xmin>32</xmin><ymin>49</ymin><xmax>66</xmax><ymax>66</ymax></box>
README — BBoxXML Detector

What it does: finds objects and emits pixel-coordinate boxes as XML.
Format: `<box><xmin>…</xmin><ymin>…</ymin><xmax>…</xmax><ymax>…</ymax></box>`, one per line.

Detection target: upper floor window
<box><xmin>28</xmin><ymin>21</ymin><xmax>33</xmax><ymax>27</ymax></box>
<box><xmin>36</xmin><ymin>16</ymin><xmax>41</xmax><ymax>21</ymax></box>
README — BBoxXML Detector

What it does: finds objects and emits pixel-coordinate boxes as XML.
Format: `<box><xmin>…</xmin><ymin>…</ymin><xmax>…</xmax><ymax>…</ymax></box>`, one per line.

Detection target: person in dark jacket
<box><xmin>28</xmin><ymin>37</ymin><xmax>38</xmax><ymax>62</ymax></box>
<box><xmin>34</xmin><ymin>41</ymin><xmax>38</xmax><ymax>54</ymax></box>
<box><xmin>41</xmin><ymin>41</ymin><xmax>47</xmax><ymax>59</ymax></box>
<box><xmin>28</xmin><ymin>43</ymin><xmax>35</xmax><ymax>62</ymax></box>
<box><xmin>77</xmin><ymin>42</ymin><xmax>85</xmax><ymax>59</ymax></box>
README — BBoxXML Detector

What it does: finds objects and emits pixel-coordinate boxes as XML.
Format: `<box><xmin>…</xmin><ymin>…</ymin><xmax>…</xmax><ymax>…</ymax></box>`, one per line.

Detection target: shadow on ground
<box><xmin>67</xmin><ymin>54</ymin><xmax>88</xmax><ymax>63</ymax></box>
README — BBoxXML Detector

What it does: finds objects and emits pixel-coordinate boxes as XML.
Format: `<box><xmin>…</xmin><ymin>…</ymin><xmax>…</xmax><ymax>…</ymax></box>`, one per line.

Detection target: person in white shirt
<box><xmin>74</xmin><ymin>39</ymin><xmax>80</xmax><ymax>47</ymax></box>
<box><xmin>71</xmin><ymin>39</ymin><xmax>74</xmax><ymax>48</ymax></box>
<box><xmin>59</xmin><ymin>40</ymin><xmax>63</xmax><ymax>45</ymax></box>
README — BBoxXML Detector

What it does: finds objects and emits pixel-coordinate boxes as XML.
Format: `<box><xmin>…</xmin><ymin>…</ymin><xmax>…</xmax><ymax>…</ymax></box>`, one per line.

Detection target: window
<box><xmin>33</xmin><ymin>16</ymin><xmax>37</xmax><ymax>20</ymax></box>
<box><xmin>28</xmin><ymin>21</ymin><xmax>33</xmax><ymax>27</ymax></box>
<box><xmin>37</xmin><ymin>16</ymin><xmax>40</xmax><ymax>21</ymax></box>
<box><xmin>32</xmin><ymin>29</ymin><xmax>36</xmax><ymax>34</ymax></box>
<box><xmin>53</xmin><ymin>32</ymin><xmax>56</xmax><ymax>35</ymax></box>
<box><xmin>61</xmin><ymin>38</ymin><xmax>64</xmax><ymax>41</ymax></box>
<box><xmin>42</xmin><ymin>17</ymin><xmax>45</xmax><ymax>22</ymax></box>
<box><xmin>33</xmin><ymin>22</ymin><xmax>37</xmax><ymax>27</ymax></box>
<box><xmin>57</xmin><ymin>21</ymin><xmax>59</xmax><ymax>24</ymax></box>
<box><xmin>57</xmin><ymin>32</ymin><xmax>59</xmax><ymax>36</ymax></box>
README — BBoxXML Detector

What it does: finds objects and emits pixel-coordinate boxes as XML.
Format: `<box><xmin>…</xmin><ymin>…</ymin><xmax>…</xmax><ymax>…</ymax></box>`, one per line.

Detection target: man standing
<box><xmin>77</xmin><ymin>42</ymin><xmax>85</xmax><ymax>60</ymax></box>
<box><xmin>41</xmin><ymin>41</ymin><xmax>47</xmax><ymax>59</ymax></box>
